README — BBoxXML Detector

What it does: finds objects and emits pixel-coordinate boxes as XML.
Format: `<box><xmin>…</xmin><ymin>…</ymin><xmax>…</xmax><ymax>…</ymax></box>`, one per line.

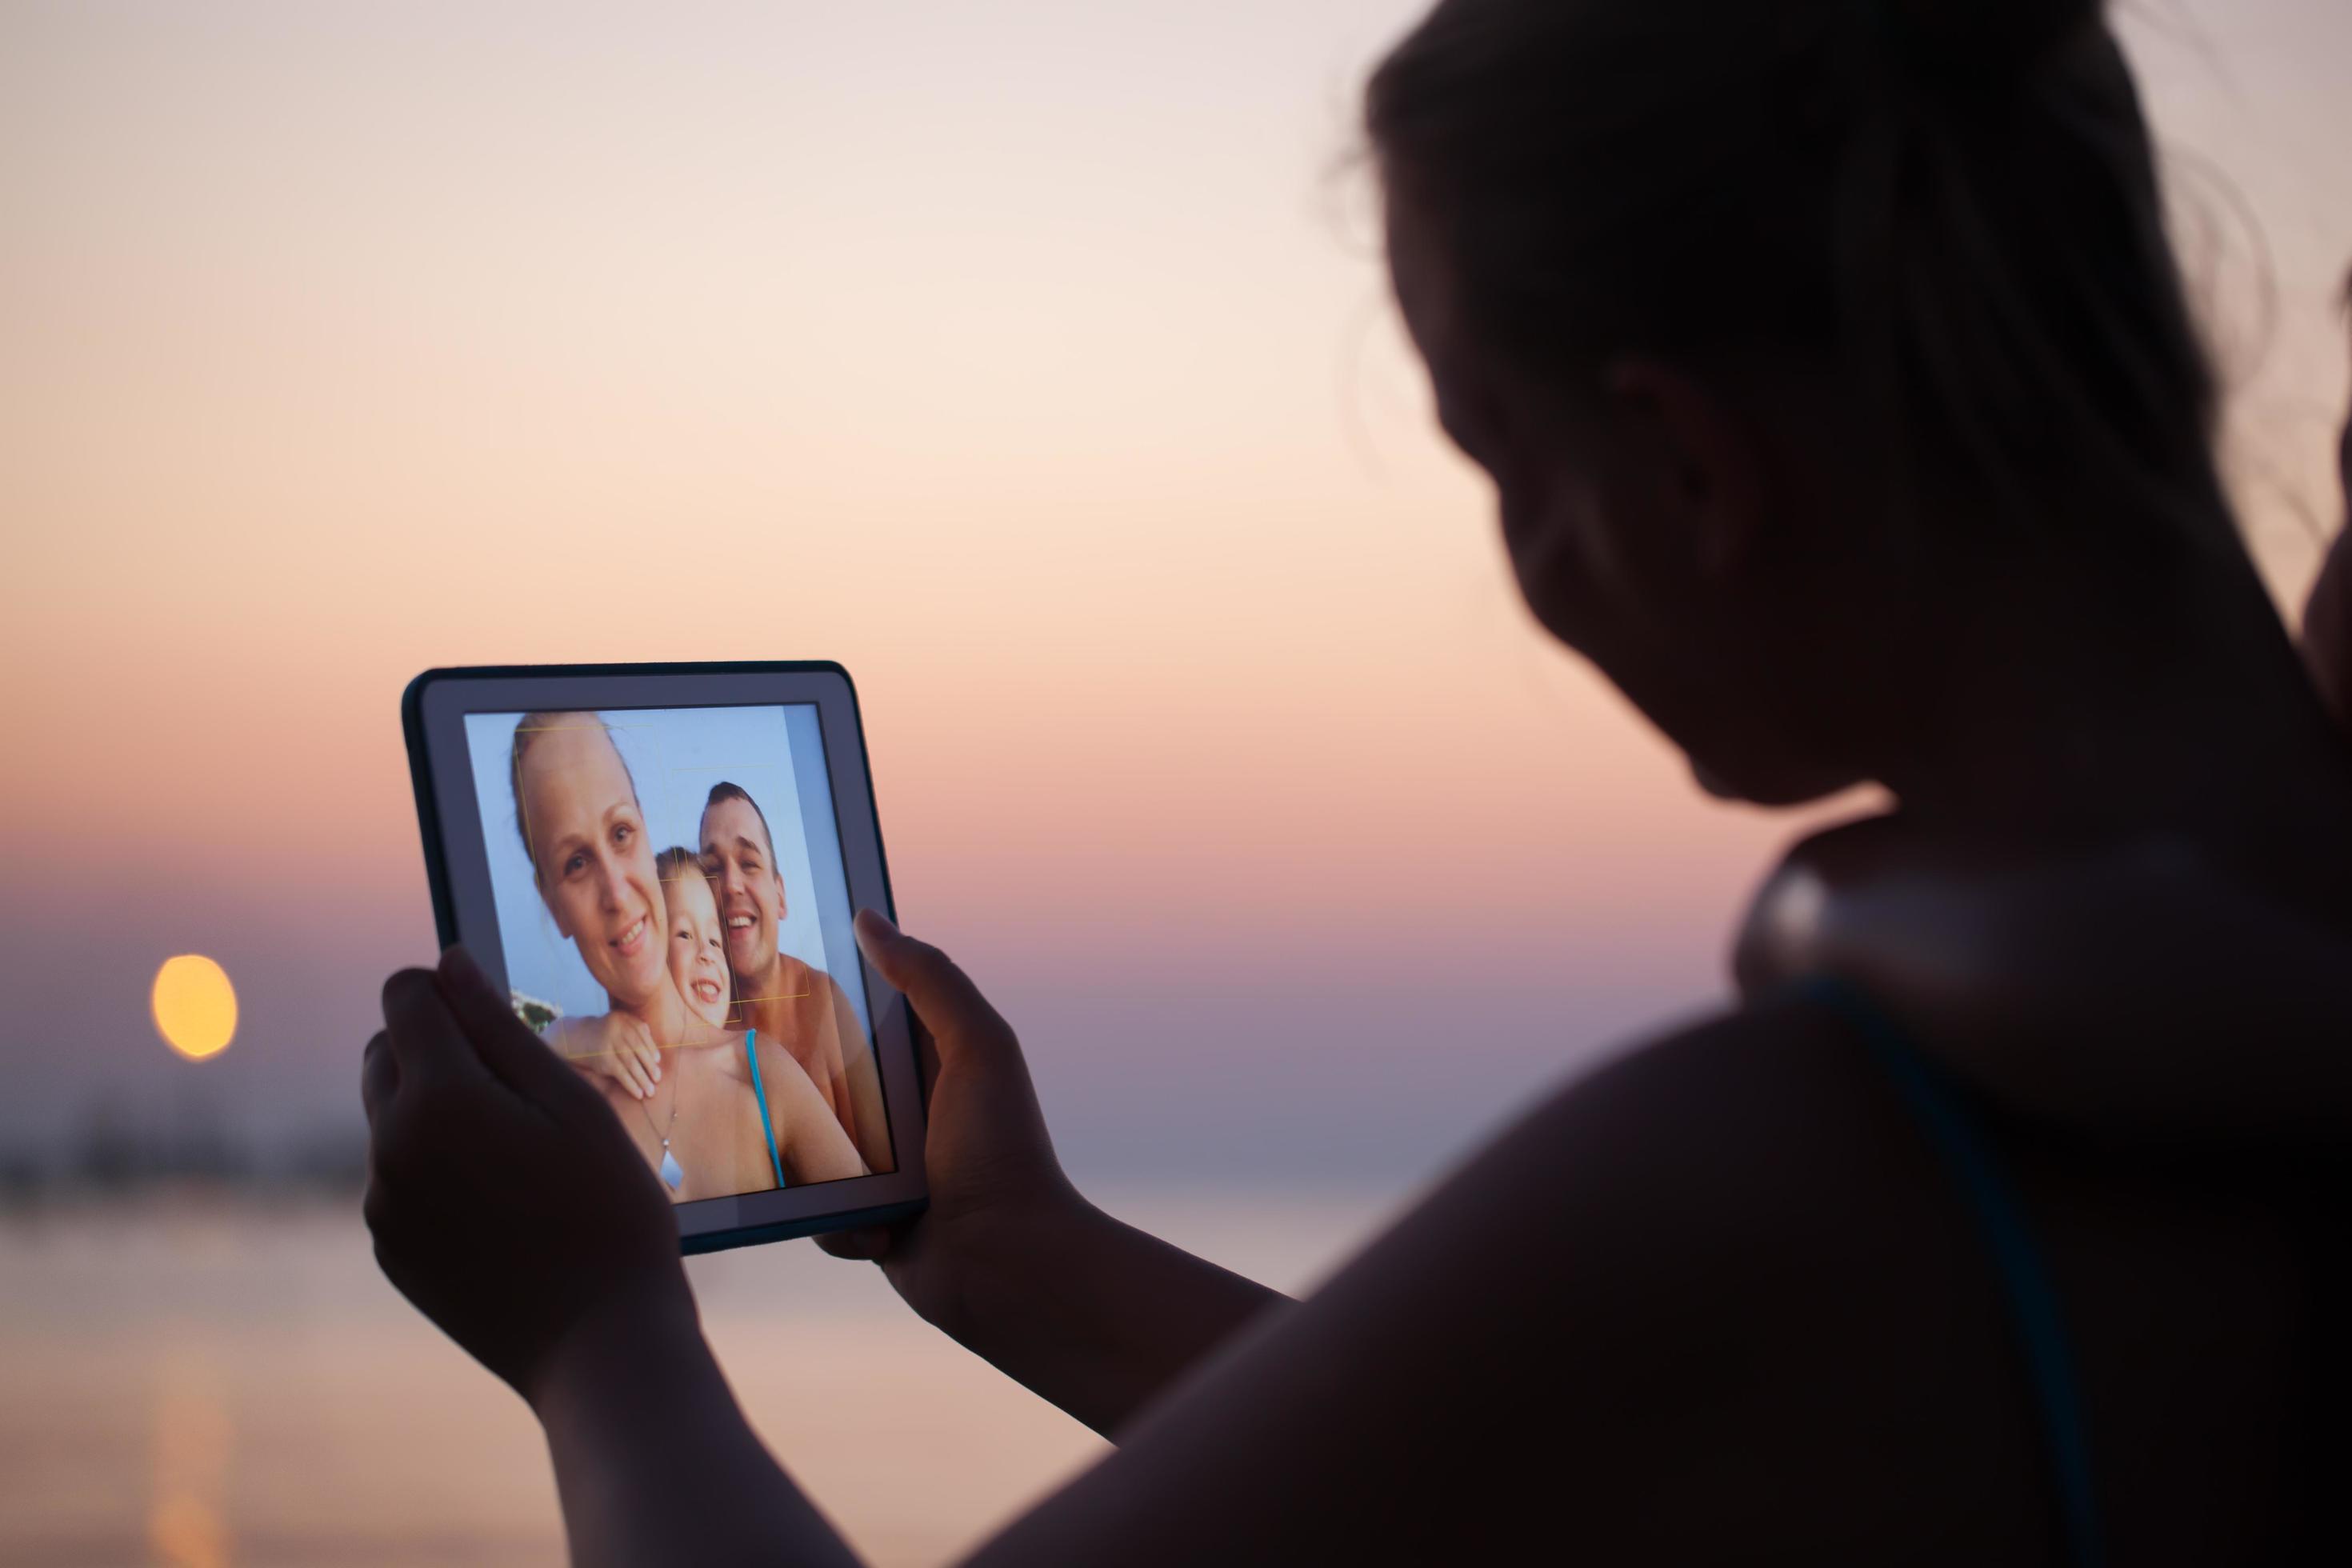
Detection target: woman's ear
<box><xmin>1598</xmin><ymin>359</ymin><xmax>1768</xmax><ymax>580</ymax></box>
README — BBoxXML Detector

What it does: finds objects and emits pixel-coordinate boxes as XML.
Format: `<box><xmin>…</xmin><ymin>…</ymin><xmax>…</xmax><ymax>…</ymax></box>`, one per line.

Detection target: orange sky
<box><xmin>2</xmin><ymin>0</ymin><xmax>2346</xmax><ymax>1170</ymax></box>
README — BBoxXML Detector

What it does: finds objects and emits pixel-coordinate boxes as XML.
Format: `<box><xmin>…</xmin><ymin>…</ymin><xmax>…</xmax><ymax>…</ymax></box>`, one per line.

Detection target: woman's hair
<box><xmin>1366</xmin><ymin>0</ymin><xmax>2238</xmax><ymax>566</ymax></box>
<box><xmin>654</xmin><ymin>845</ymin><xmax>714</xmax><ymax>886</ymax></box>
<box><xmin>508</xmin><ymin>711</ymin><xmax>639</xmax><ymax>884</ymax></box>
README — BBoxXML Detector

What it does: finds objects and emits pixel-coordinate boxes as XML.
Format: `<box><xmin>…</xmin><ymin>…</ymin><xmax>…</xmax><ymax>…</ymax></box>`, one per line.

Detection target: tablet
<box><xmin>402</xmin><ymin>662</ymin><xmax>926</xmax><ymax>1254</ymax></box>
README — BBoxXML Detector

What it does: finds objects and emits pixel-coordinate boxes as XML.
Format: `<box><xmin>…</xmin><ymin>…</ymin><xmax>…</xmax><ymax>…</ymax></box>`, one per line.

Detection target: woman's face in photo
<box><xmin>519</xmin><ymin>720</ymin><xmax>667</xmax><ymax>1009</ymax></box>
<box><xmin>665</xmin><ymin>873</ymin><xmax>733</xmax><ymax>1030</ymax></box>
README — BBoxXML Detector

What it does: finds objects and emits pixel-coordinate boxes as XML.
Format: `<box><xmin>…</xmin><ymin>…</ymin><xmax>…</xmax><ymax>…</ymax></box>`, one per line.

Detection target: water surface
<box><xmin>0</xmin><ymin>1186</ymin><xmax>1394</xmax><ymax>1566</ymax></box>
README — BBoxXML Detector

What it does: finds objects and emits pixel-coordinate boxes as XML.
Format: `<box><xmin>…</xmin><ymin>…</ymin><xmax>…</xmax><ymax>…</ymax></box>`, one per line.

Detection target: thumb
<box><xmin>813</xmin><ymin>1226</ymin><xmax>894</xmax><ymax>1263</ymax></box>
<box><xmin>436</xmin><ymin>946</ymin><xmax>584</xmax><ymax>1102</ymax></box>
<box><xmin>854</xmin><ymin>910</ymin><xmax>1014</xmax><ymax>1058</ymax></box>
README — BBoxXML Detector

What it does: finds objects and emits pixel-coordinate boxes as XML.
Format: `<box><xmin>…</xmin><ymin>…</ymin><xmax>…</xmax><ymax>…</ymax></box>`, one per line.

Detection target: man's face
<box><xmin>700</xmin><ymin>795</ymin><xmax>784</xmax><ymax>982</ymax></box>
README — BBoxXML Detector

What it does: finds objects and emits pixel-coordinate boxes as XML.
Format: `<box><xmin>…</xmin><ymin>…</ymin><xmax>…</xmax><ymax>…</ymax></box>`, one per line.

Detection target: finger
<box><xmin>636</xmin><ymin>1035</ymin><xmax>663</xmax><ymax>1086</ymax></box>
<box><xmin>2304</xmin><ymin>523</ymin><xmax>2351</xmax><ymax>725</ymax></box>
<box><xmin>361</xmin><ymin>1030</ymin><xmax>400</xmax><ymax>1126</ymax></box>
<box><xmin>382</xmin><ymin>967</ymin><xmax>488</xmax><ymax>1094</ymax></box>
<box><xmin>601</xmin><ymin>1038</ymin><xmax>647</xmax><ymax>1099</ymax></box>
<box><xmin>436</xmin><ymin>946</ymin><xmax>575</xmax><ymax>1101</ymax></box>
<box><xmin>854</xmin><ymin>910</ymin><xmax>1013</xmax><ymax>1059</ymax></box>
<box><xmin>814</xmin><ymin>1226</ymin><xmax>892</xmax><ymax>1262</ymax></box>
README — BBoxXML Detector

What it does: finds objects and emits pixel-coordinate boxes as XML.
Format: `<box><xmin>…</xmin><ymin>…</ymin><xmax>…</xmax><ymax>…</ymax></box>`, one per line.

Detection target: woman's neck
<box><xmin>1873</xmin><ymin>545</ymin><xmax>2351</xmax><ymax>858</ymax></box>
<box><xmin>614</xmin><ymin>978</ymin><xmax>691</xmax><ymax>1044</ymax></box>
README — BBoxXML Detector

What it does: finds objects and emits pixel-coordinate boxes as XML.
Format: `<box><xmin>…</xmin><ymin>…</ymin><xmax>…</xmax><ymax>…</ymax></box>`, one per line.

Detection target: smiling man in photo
<box><xmin>699</xmin><ymin>781</ymin><xmax>893</xmax><ymax>1173</ymax></box>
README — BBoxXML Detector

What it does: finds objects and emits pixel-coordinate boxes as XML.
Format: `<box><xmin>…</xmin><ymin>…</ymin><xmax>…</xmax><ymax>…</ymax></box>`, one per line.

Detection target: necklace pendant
<box><xmin>659</xmin><ymin>1146</ymin><xmax>684</xmax><ymax>1191</ymax></box>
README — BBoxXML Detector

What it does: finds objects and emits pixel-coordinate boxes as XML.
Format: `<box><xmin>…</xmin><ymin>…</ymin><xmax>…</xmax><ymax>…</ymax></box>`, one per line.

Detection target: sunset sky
<box><xmin>3</xmin><ymin>0</ymin><xmax>2347</xmax><ymax>1186</ymax></box>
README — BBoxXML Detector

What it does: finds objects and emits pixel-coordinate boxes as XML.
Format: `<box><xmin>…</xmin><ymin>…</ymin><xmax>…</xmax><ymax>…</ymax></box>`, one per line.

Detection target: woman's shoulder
<box><xmin>1074</xmin><ymin>997</ymin><xmax>2306</xmax><ymax>1559</ymax></box>
<box><xmin>1070</xmin><ymin>1002</ymin><xmax>2066</xmax><ymax>1558</ymax></box>
<box><xmin>1736</xmin><ymin>818</ymin><xmax>2352</xmax><ymax>1146</ymax></box>
<box><xmin>1494</xmin><ymin>994</ymin><xmax>1950</xmax><ymax>1246</ymax></box>
<box><xmin>744</xmin><ymin>1029</ymin><xmax>826</xmax><ymax>1094</ymax></box>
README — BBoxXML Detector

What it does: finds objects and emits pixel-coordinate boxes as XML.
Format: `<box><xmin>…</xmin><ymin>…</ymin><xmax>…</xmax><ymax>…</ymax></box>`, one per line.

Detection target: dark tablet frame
<box><xmin>402</xmin><ymin>662</ymin><xmax>926</xmax><ymax>1254</ymax></box>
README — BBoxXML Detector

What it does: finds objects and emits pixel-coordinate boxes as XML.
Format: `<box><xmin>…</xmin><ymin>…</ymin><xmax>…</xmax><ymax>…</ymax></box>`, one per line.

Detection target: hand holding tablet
<box><xmin>362</xmin><ymin>950</ymin><xmax>698</xmax><ymax>1400</ymax></box>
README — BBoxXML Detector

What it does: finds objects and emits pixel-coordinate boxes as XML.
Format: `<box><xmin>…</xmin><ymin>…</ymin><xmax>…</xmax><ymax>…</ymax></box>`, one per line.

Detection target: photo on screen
<box><xmin>462</xmin><ymin>705</ymin><xmax>895</xmax><ymax>1199</ymax></box>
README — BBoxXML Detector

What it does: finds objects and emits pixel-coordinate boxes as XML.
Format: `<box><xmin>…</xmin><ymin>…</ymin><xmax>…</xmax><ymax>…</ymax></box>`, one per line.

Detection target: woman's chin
<box><xmin>597</xmin><ymin>960</ymin><xmax>670</xmax><ymax>1014</ymax></box>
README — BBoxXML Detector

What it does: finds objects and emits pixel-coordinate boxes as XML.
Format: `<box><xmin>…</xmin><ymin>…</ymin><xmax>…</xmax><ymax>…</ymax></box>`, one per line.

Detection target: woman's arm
<box><xmin>817</xmin><ymin>914</ymin><xmax>1288</xmax><ymax>1438</ymax></box>
<box><xmin>547</xmin><ymin>1010</ymin><xmax>665</xmax><ymax>1102</ymax></box>
<box><xmin>362</xmin><ymin>954</ymin><xmax>862</xmax><ymax>1567</ymax></box>
<box><xmin>531</xmin><ymin>1281</ymin><xmax>859</xmax><ymax>1568</ymax></box>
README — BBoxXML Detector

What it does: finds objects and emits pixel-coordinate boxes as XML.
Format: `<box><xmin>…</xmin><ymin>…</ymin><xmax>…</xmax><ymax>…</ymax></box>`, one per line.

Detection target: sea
<box><xmin>0</xmin><ymin>1184</ymin><xmax>1399</xmax><ymax>1566</ymax></box>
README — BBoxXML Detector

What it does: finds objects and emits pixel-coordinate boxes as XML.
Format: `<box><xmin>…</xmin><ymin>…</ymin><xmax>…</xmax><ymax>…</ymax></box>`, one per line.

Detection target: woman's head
<box><xmin>657</xmin><ymin>846</ymin><xmax>733</xmax><ymax>1030</ymax></box>
<box><xmin>510</xmin><ymin>712</ymin><xmax>667</xmax><ymax>1010</ymax></box>
<box><xmin>1368</xmin><ymin>0</ymin><xmax>2244</xmax><ymax>803</ymax></box>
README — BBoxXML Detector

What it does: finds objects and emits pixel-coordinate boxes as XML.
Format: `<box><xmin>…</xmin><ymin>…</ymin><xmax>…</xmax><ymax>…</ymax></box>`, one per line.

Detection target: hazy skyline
<box><xmin>3</xmin><ymin>0</ymin><xmax>2347</xmax><ymax>1187</ymax></box>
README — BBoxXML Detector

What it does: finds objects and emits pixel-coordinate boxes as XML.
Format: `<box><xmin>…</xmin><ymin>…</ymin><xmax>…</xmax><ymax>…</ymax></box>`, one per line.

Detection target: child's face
<box><xmin>664</xmin><ymin>873</ymin><xmax>732</xmax><ymax>1029</ymax></box>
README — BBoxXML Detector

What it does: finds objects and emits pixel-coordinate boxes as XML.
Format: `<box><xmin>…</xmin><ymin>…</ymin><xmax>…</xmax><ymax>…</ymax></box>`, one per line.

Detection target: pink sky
<box><xmin>2</xmin><ymin>0</ymin><xmax>2346</xmax><ymax>1176</ymax></box>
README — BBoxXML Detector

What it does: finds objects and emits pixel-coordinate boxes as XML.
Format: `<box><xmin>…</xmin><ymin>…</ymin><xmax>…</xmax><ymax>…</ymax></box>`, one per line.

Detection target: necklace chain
<box><xmin>634</xmin><ymin>1046</ymin><xmax>680</xmax><ymax>1147</ymax></box>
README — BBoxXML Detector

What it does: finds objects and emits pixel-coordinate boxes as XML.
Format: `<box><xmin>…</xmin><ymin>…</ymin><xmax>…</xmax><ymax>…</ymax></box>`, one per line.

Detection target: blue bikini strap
<box><xmin>744</xmin><ymin>1028</ymin><xmax>786</xmax><ymax>1190</ymax></box>
<box><xmin>1796</xmin><ymin>974</ymin><xmax>2102</xmax><ymax>1568</ymax></box>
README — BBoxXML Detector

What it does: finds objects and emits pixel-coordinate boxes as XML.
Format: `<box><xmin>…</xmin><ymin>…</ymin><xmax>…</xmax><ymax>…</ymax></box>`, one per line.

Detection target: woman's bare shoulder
<box><xmin>747</xmin><ymin>1032</ymin><xmax>828</xmax><ymax>1099</ymax></box>
<box><xmin>979</xmin><ymin>997</ymin><xmax>2050</xmax><ymax>1564</ymax></box>
<box><xmin>1739</xmin><ymin>826</ymin><xmax>2352</xmax><ymax>1145</ymax></box>
<box><xmin>1450</xmin><ymin>993</ymin><xmax>1957</xmax><ymax>1277</ymax></box>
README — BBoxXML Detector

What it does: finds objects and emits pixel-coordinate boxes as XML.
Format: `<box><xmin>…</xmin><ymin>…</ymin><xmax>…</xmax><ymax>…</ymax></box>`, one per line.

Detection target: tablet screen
<box><xmin>459</xmin><ymin>705</ymin><xmax>896</xmax><ymax>1198</ymax></box>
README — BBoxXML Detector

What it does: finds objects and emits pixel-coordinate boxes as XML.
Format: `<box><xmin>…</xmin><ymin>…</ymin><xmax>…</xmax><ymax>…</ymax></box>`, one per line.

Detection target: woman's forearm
<box><xmin>530</xmin><ymin>1281</ymin><xmax>862</xmax><ymax>1568</ymax></box>
<box><xmin>942</xmin><ymin>1196</ymin><xmax>1291</xmax><ymax>1438</ymax></box>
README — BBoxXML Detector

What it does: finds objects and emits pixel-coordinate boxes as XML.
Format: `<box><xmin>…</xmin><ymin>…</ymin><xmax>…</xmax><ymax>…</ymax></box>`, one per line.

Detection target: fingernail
<box><xmin>854</xmin><ymin>909</ymin><xmax>898</xmax><ymax>946</ymax></box>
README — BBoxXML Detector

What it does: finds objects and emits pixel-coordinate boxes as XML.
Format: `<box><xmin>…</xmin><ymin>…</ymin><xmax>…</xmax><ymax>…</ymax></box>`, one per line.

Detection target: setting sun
<box><xmin>153</xmin><ymin>956</ymin><xmax>238</xmax><ymax>1062</ymax></box>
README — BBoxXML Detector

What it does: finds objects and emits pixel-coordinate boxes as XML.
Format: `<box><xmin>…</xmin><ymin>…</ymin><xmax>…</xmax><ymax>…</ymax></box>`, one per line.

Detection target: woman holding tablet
<box><xmin>363</xmin><ymin>0</ymin><xmax>2352</xmax><ymax>1559</ymax></box>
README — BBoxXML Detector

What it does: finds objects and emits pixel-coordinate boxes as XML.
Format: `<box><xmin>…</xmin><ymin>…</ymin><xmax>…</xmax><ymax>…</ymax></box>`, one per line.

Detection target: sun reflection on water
<box><xmin>148</xmin><ymin>1346</ymin><xmax>233</xmax><ymax>1568</ymax></box>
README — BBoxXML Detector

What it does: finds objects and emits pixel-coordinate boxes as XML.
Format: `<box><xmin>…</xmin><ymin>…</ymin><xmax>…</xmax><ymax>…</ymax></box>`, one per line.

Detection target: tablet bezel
<box><xmin>402</xmin><ymin>661</ymin><xmax>926</xmax><ymax>1254</ymax></box>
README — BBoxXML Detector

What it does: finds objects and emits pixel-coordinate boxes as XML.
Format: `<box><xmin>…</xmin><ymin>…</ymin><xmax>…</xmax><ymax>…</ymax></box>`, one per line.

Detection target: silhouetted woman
<box><xmin>360</xmin><ymin>2</ymin><xmax>2352</xmax><ymax>1560</ymax></box>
